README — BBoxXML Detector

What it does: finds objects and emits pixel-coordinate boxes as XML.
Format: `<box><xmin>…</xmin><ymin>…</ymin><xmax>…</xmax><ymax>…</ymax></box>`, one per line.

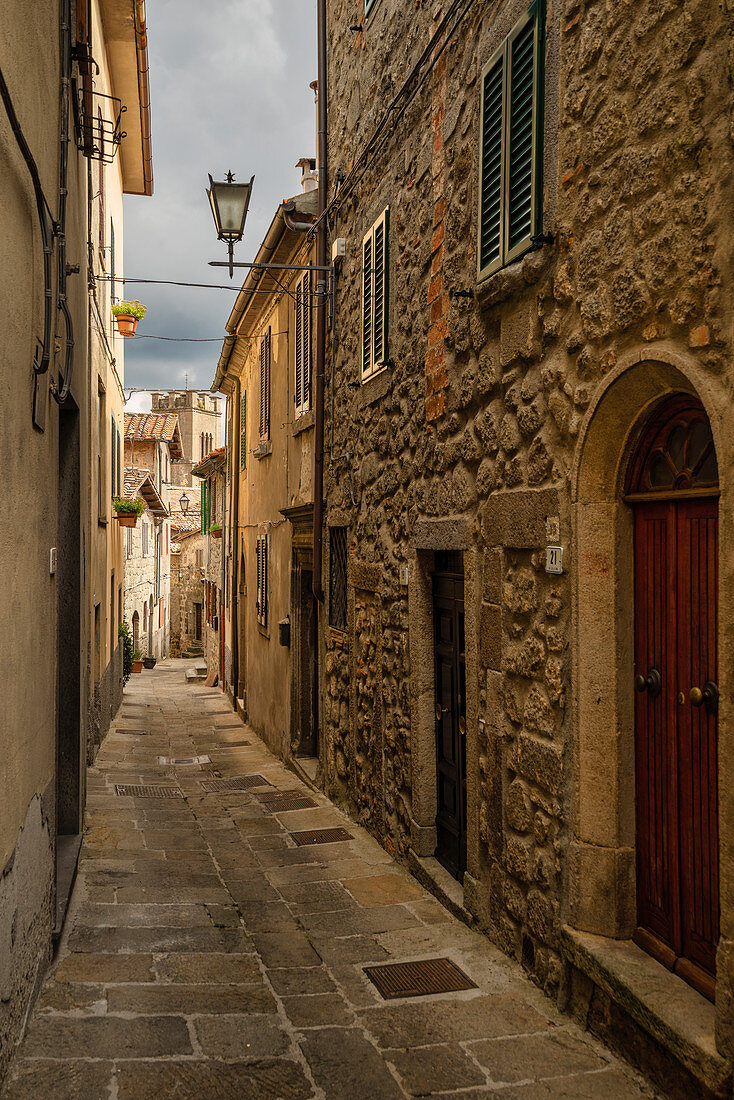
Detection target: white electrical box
<box><xmin>399</xmin><ymin>565</ymin><xmax>409</xmax><ymax>586</ymax></box>
<box><xmin>331</xmin><ymin>237</ymin><xmax>346</xmax><ymax>263</ymax></box>
<box><xmin>50</xmin><ymin>547</ymin><xmax>57</xmax><ymax>575</ymax></box>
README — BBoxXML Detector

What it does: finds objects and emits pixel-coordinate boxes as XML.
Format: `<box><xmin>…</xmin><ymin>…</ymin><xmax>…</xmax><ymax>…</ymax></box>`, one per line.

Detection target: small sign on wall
<box><xmin>545</xmin><ymin>546</ymin><xmax>563</xmax><ymax>575</ymax></box>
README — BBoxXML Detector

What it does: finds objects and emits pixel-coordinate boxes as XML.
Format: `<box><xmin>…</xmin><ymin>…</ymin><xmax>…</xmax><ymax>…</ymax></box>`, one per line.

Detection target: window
<box><xmin>200</xmin><ymin>480</ymin><xmax>208</xmax><ymax>532</ymax></box>
<box><xmin>329</xmin><ymin>526</ymin><xmax>348</xmax><ymax>632</ymax></box>
<box><xmin>195</xmin><ymin>549</ymin><xmax>203</xmax><ymax>568</ymax></box>
<box><xmin>361</xmin><ymin>208</ymin><xmax>389</xmax><ymax>380</ymax></box>
<box><xmin>477</xmin><ymin>5</ymin><xmax>543</xmax><ymax>281</ymax></box>
<box><xmin>294</xmin><ymin>271</ymin><xmax>311</xmax><ymax>416</ymax></box>
<box><xmin>259</xmin><ymin>327</ymin><xmax>271</xmax><ymax>440</ymax></box>
<box><xmin>126</xmin><ymin>526</ymin><xmax>133</xmax><ymax>558</ymax></box>
<box><xmin>240</xmin><ymin>392</ymin><xmax>247</xmax><ymax>469</ymax></box>
<box><xmin>142</xmin><ymin>518</ymin><xmax>148</xmax><ymax>557</ymax></box>
<box><xmin>256</xmin><ymin>534</ymin><xmax>268</xmax><ymax>628</ymax></box>
<box><xmin>209</xmin><ymin>477</ymin><xmax>216</xmax><ymax>523</ymax></box>
<box><xmin>200</xmin><ymin>432</ymin><xmax>205</xmax><ymax>461</ymax></box>
<box><xmin>97</xmin><ymin>382</ymin><xmax>106</xmax><ymax>519</ymax></box>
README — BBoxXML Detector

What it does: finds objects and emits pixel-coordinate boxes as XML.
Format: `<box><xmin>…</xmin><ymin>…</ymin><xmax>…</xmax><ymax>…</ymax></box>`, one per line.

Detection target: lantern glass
<box><xmin>179</xmin><ymin>491</ymin><xmax>190</xmax><ymax>515</ymax></box>
<box><xmin>207</xmin><ymin>173</ymin><xmax>254</xmax><ymax>242</ymax></box>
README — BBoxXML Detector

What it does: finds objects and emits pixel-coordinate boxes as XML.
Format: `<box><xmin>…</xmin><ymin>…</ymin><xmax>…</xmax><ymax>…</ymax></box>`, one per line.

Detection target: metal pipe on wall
<box><xmin>312</xmin><ymin>0</ymin><xmax>327</xmax><ymax>606</ymax></box>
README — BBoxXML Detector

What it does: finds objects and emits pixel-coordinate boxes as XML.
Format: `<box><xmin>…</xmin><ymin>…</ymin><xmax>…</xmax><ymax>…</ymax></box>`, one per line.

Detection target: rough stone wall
<box><xmin>322</xmin><ymin>0</ymin><xmax>734</xmax><ymax>997</ymax></box>
<box><xmin>88</xmin><ymin>644</ymin><xmax>123</xmax><ymax>763</ymax></box>
<box><xmin>170</xmin><ymin>533</ymin><xmax>205</xmax><ymax>657</ymax></box>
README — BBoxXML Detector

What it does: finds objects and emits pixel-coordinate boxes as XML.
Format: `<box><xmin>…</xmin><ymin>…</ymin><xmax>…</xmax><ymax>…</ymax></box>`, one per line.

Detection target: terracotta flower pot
<box><xmin>116</xmin><ymin>512</ymin><xmax>138</xmax><ymax>528</ymax></box>
<box><xmin>211</xmin><ymin>528</ymin><xmax>222</xmax><ymax>539</ymax></box>
<box><xmin>114</xmin><ymin>314</ymin><xmax>139</xmax><ymax>337</ymax></box>
<box><xmin>131</xmin><ymin>660</ymin><xmax>143</xmax><ymax>673</ymax></box>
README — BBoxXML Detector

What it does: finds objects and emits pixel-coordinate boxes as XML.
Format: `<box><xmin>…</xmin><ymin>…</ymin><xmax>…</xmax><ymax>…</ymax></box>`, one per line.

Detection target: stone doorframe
<box><xmin>570</xmin><ymin>347</ymin><xmax>733</xmax><ymax>1053</ymax></box>
<box><xmin>407</xmin><ymin>517</ymin><xmax>480</xmax><ymax>889</ymax></box>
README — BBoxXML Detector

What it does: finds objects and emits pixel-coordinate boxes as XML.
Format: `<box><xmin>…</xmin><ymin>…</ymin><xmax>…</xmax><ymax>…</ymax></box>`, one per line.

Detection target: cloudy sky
<box><xmin>124</xmin><ymin>0</ymin><xmax>316</xmax><ymax>411</ymax></box>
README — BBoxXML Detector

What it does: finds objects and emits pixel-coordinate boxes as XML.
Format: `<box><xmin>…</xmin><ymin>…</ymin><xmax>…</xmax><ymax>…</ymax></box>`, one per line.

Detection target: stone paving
<box><xmin>3</xmin><ymin>661</ymin><xmax>658</xmax><ymax>1098</ymax></box>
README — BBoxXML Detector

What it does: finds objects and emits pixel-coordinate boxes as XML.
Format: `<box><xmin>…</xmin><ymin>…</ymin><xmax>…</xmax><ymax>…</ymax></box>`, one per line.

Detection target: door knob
<box><xmin>689</xmin><ymin>681</ymin><xmax>718</xmax><ymax>714</ymax></box>
<box><xmin>634</xmin><ymin>668</ymin><xmax>662</xmax><ymax>698</ymax></box>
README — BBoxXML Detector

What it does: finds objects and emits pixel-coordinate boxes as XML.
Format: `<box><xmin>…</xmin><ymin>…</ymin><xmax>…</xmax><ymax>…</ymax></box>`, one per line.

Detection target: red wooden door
<box><xmin>633</xmin><ymin>497</ymin><xmax>719</xmax><ymax>1000</ymax></box>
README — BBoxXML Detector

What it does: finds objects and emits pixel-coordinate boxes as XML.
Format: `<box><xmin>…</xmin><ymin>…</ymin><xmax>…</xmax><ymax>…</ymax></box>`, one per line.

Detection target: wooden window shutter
<box><xmin>361</xmin><ymin>209</ymin><xmax>389</xmax><ymax>380</ymax></box>
<box><xmin>259</xmin><ymin>328</ymin><xmax>271</xmax><ymax>439</ymax></box>
<box><xmin>262</xmin><ymin>534</ymin><xmax>268</xmax><ymax>628</ymax></box>
<box><xmin>295</xmin><ymin>276</ymin><xmax>311</xmax><ymax>416</ymax></box>
<box><xmin>478</xmin><ymin>5</ymin><xmax>542</xmax><ymax>280</ymax></box>
<box><xmin>240</xmin><ymin>392</ymin><xmax>247</xmax><ymax>469</ymax></box>
<box><xmin>361</xmin><ymin>233</ymin><xmax>373</xmax><ymax>379</ymax></box>
<box><xmin>295</xmin><ymin>281</ymin><xmax>303</xmax><ymax>412</ymax></box>
<box><xmin>506</xmin><ymin>13</ymin><xmax>538</xmax><ymax>256</ymax></box>
<box><xmin>479</xmin><ymin>52</ymin><xmax>505</xmax><ymax>275</ymax></box>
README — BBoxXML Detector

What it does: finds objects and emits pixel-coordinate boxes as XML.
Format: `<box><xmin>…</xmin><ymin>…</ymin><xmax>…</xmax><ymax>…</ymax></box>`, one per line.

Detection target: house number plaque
<box><xmin>545</xmin><ymin>546</ymin><xmax>563</xmax><ymax>574</ymax></box>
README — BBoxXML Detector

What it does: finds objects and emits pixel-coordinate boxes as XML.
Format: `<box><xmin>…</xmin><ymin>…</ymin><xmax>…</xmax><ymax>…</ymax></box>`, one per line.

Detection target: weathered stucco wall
<box><xmin>322</xmin><ymin>0</ymin><xmax>734</xmax><ymax>1039</ymax></box>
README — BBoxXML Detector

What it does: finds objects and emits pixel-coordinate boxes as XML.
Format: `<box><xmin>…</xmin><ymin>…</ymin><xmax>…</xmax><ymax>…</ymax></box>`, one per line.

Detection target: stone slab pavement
<box><xmin>3</xmin><ymin>660</ymin><xmax>659</xmax><ymax>1099</ymax></box>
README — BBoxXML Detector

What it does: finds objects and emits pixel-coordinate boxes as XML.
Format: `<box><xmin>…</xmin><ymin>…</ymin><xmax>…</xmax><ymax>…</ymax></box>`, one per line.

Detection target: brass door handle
<box><xmin>634</xmin><ymin>669</ymin><xmax>662</xmax><ymax>698</ymax></box>
<box><xmin>690</xmin><ymin>681</ymin><xmax>718</xmax><ymax>714</ymax></box>
<box><xmin>435</xmin><ymin>704</ymin><xmax>448</xmax><ymax>720</ymax></box>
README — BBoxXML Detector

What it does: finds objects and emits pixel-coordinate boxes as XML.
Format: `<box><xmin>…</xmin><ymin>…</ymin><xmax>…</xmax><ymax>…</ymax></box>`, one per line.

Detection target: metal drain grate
<box><xmin>264</xmin><ymin>795</ymin><xmax>318</xmax><ymax>812</ymax></box>
<box><xmin>290</xmin><ymin>827</ymin><xmax>353</xmax><ymax>846</ymax></box>
<box><xmin>157</xmin><ymin>755</ymin><xmax>211</xmax><ymax>766</ymax></box>
<box><xmin>363</xmin><ymin>958</ymin><xmax>477</xmax><ymax>1000</ymax></box>
<box><xmin>199</xmin><ymin>774</ymin><xmax>270</xmax><ymax>793</ymax></box>
<box><xmin>114</xmin><ymin>784</ymin><xmax>183</xmax><ymax>799</ymax></box>
<box><xmin>117</xmin><ymin>728</ymin><xmax>149</xmax><ymax>736</ymax></box>
<box><xmin>258</xmin><ymin>789</ymin><xmax>305</xmax><ymax>804</ymax></box>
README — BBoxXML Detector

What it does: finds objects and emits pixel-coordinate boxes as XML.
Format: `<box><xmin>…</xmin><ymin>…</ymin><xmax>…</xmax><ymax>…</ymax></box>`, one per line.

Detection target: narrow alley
<box><xmin>3</xmin><ymin>662</ymin><xmax>654</xmax><ymax>1099</ymax></box>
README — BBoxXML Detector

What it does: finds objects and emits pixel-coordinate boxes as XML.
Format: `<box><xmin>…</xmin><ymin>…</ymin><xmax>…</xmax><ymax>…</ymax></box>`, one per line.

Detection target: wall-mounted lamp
<box><xmin>206</xmin><ymin>171</ymin><xmax>255</xmax><ymax>278</ymax></box>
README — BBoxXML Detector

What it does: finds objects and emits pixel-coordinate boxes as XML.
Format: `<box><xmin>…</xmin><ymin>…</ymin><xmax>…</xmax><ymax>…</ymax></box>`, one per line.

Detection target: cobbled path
<box><xmin>3</xmin><ymin>660</ymin><xmax>658</xmax><ymax>1098</ymax></box>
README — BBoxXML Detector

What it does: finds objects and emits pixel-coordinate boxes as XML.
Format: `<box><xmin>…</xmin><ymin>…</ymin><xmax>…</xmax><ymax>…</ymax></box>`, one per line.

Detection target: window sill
<box><xmin>257</xmin><ymin>624</ymin><xmax>270</xmax><ymax>639</ymax></box>
<box><xmin>560</xmin><ymin>925</ymin><xmax>730</xmax><ymax>1097</ymax></box>
<box><xmin>475</xmin><ymin>244</ymin><xmax>551</xmax><ymax>309</ymax></box>
<box><xmin>358</xmin><ymin>368</ymin><xmax>390</xmax><ymax>407</ymax></box>
<box><xmin>293</xmin><ymin>410</ymin><xmax>315</xmax><ymax>437</ymax></box>
<box><xmin>253</xmin><ymin>440</ymin><xmax>272</xmax><ymax>460</ymax></box>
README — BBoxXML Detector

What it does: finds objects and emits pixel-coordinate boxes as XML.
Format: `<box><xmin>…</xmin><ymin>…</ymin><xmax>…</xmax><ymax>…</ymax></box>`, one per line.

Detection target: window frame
<box><xmin>255</xmin><ymin>534</ymin><xmax>268</xmax><ymax>630</ymax></box>
<box><xmin>239</xmin><ymin>392</ymin><xmax>247</xmax><ymax>469</ymax></box>
<box><xmin>361</xmin><ymin>207</ymin><xmax>389</xmax><ymax>382</ymax></box>
<box><xmin>477</xmin><ymin>3</ymin><xmax>544</xmax><ymax>283</ymax></box>
<box><xmin>328</xmin><ymin>526</ymin><xmax>348</xmax><ymax>632</ymax></box>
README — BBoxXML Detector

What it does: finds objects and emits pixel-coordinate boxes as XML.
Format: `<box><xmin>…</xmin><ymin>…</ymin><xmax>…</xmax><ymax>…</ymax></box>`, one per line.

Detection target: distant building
<box><xmin>192</xmin><ymin>448</ymin><xmax>227</xmax><ymax>683</ymax></box>
<box><xmin>151</xmin><ymin>390</ymin><xmax>221</xmax><ymax>487</ymax></box>
<box><xmin>170</xmin><ymin>515</ymin><xmax>206</xmax><ymax>658</ymax></box>
<box><xmin>121</xmin><ymin>468</ymin><xmax>169</xmax><ymax>659</ymax></box>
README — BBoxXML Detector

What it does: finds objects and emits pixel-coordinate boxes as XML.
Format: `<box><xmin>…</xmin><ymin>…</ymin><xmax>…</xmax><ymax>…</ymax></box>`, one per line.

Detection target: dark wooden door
<box><xmin>634</xmin><ymin>497</ymin><xmax>719</xmax><ymax>999</ymax></box>
<box><xmin>298</xmin><ymin>568</ymin><xmax>316</xmax><ymax>756</ymax></box>
<box><xmin>433</xmin><ymin>555</ymin><xmax>466</xmax><ymax>880</ymax></box>
<box><xmin>194</xmin><ymin>603</ymin><xmax>202</xmax><ymax>641</ymax></box>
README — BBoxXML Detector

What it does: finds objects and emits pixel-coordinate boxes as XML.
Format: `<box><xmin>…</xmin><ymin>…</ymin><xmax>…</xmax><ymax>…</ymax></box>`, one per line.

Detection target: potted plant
<box><xmin>111</xmin><ymin>299</ymin><xmax>147</xmax><ymax>337</ymax></box>
<box><xmin>113</xmin><ymin>497</ymin><xmax>145</xmax><ymax>528</ymax></box>
<box><xmin>210</xmin><ymin>523</ymin><xmax>222</xmax><ymax>540</ymax></box>
<box><xmin>143</xmin><ymin>654</ymin><xmax>157</xmax><ymax>669</ymax></box>
<box><xmin>119</xmin><ymin>621</ymin><xmax>133</xmax><ymax>685</ymax></box>
<box><xmin>131</xmin><ymin>650</ymin><xmax>144</xmax><ymax>674</ymax></box>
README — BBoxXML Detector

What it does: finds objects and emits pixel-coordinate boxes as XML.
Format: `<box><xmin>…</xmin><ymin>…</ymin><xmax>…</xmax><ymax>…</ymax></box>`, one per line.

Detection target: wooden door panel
<box><xmin>676</xmin><ymin>500</ymin><xmax>719</xmax><ymax>981</ymax></box>
<box><xmin>634</xmin><ymin>503</ymin><xmax>679</xmax><ymax>953</ymax></box>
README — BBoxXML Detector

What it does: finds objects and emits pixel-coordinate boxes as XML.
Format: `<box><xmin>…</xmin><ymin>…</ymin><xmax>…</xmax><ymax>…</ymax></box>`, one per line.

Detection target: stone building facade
<box><xmin>0</xmin><ymin>0</ymin><xmax>152</xmax><ymax>1082</ymax></box>
<box><xmin>192</xmin><ymin>449</ymin><xmax>226</xmax><ymax>682</ymax></box>
<box><xmin>151</xmin><ymin>390</ymin><xmax>221</xmax><ymax>486</ymax></box>
<box><xmin>311</xmin><ymin>0</ymin><xmax>734</xmax><ymax>1094</ymax></box>
<box><xmin>121</xmin><ymin>468</ymin><xmax>170</xmax><ymax>659</ymax></box>
<box><xmin>170</xmin><ymin>519</ymin><xmax>206</xmax><ymax>659</ymax></box>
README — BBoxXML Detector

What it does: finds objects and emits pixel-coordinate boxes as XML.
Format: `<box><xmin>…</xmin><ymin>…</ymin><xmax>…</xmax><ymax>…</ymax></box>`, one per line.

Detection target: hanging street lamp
<box><xmin>179</xmin><ymin>491</ymin><xmax>190</xmax><ymax>515</ymax></box>
<box><xmin>206</xmin><ymin>171</ymin><xmax>255</xmax><ymax>277</ymax></box>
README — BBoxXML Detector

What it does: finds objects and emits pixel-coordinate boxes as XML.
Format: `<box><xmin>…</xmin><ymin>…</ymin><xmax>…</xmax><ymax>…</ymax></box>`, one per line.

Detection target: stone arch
<box><xmin>569</xmin><ymin>351</ymin><xmax>733</xmax><ymax>1035</ymax></box>
<box><xmin>132</xmin><ymin>610</ymin><xmax>139</xmax><ymax>652</ymax></box>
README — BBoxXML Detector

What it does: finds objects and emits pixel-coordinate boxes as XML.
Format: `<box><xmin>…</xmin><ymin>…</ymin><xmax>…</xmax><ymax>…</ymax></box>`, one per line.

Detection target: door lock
<box><xmin>689</xmin><ymin>681</ymin><xmax>719</xmax><ymax>714</ymax></box>
<box><xmin>634</xmin><ymin>668</ymin><xmax>662</xmax><ymax>698</ymax></box>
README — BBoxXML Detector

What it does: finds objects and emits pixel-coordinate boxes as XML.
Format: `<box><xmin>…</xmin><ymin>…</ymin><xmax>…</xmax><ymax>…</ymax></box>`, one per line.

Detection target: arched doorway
<box><xmin>148</xmin><ymin>595</ymin><xmax>154</xmax><ymax>656</ymax></box>
<box><xmin>132</xmin><ymin>610</ymin><xmax>140</xmax><ymax>653</ymax></box>
<box><xmin>625</xmin><ymin>396</ymin><xmax>719</xmax><ymax>1000</ymax></box>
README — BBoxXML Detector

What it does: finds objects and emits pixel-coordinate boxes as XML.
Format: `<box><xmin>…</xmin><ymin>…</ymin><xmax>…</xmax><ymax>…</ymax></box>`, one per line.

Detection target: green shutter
<box><xmin>507</xmin><ymin>14</ymin><xmax>537</xmax><ymax>254</ymax></box>
<box><xmin>200</xmin><ymin>481</ymin><xmax>205</xmax><ymax>534</ymax></box>
<box><xmin>479</xmin><ymin>54</ymin><xmax>504</xmax><ymax>275</ymax></box>
<box><xmin>361</xmin><ymin>233</ymin><xmax>372</xmax><ymax>378</ymax></box>
<box><xmin>373</xmin><ymin>209</ymin><xmax>388</xmax><ymax>367</ymax></box>
<box><xmin>240</xmin><ymin>392</ymin><xmax>246</xmax><ymax>469</ymax></box>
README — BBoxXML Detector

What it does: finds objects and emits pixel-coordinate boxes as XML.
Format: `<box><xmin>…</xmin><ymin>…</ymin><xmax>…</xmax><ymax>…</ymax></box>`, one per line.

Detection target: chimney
<box><xmin>296</xmin><ymin>156</ymin><xmax>318</xmax><ymax>193</ymax></box>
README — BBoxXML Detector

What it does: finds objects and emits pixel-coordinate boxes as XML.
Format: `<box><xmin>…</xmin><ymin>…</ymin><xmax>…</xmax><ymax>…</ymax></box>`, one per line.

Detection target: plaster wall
<box><xmin>230</xmin><ymin>232</ymin><xmax>316</xmax><ymax>759</ymax></box>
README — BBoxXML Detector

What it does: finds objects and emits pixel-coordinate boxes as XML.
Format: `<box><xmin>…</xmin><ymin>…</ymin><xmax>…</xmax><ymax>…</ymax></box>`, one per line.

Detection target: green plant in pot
<box><xmin>131</xmin><ymin>649</ymin><xmax>144</xmax><ymax>673</ymax></box>
<box><xmin>119</xmin><ymin>621</ymin><xmax>134</xmax><ymax>685</ymax></box>
<box><xmin>209</xmin><ymin>523</ymin><xmax>222</xmax><ymax>539</ymax></box>
<box><xmin>111</xmin><ymin>299</ymin><xmax>147</xmax><ymax>337</ymax></box>
<box><xmin>113</xmin><ymin>496</ymin><xmax>145</xmax><ymax>528</ymax></box>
